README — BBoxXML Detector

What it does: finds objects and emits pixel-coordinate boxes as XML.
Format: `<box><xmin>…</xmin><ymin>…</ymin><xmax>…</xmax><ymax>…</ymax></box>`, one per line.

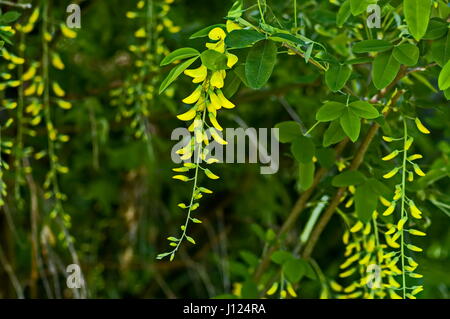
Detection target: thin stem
<box><xmin>0</xmin><ymin>0</ymin><xmax>31</xmax><ymax>8</ymax></box>
<box><xmin>304</xmin><ymin>121</ymin><xmax>320</xmax><ymax>136</ymax></box>
<box><xmin>293</xmin><ymin>0</ymin><xmax>297</xmax><ymax>30</ymax></box>
<box><xmin>171</xmin><ymin>103</ymin><xmax>207</xmax><ymax>256</ymax></box>
<box><xmin>400</xmin><ymin>119</ymin><xmax>408</xmax><ymax>298</ymax></box>
<box><xmin>257</xmin><ymin>0</ymin><xmax>265</xmax><ymax>24</ymax></box>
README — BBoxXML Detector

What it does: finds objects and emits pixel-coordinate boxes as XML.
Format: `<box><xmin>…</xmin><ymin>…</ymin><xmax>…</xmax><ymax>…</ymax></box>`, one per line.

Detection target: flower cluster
<box><xmin>111</xmin><ymin>0</ymin><xmax>179</xmax><ymax>145</ymax></box>
<box><xmin>158</xmin><ymin>21</ymin><xmax>240</xmax><ymax>261</ymax></box>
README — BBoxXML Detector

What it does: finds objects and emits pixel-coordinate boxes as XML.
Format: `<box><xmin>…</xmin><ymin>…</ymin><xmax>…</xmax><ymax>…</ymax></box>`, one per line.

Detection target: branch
<box><xmin>0</xmin><ymin>1</ymin><xmax>31</xmax><ymax>9</ymax></box>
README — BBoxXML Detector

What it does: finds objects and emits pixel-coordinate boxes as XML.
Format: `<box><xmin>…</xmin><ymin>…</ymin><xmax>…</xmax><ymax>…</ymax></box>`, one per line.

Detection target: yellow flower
<box><xmin>382</xmin><ymin>150</ymin><xmax>399</xmax><ymax>161</ymax></box>
<box><xmin>266</xmin><ymin>282</ymin><xmax>278</xmax><ymax>296</ymax></box>
<box><xmin>382</xmin><ymin>203</ymin><xmax>396</xmax><ymax>216</ymax></box>
<box><xmin>226</xmin><ymin>52</ymin><xmax>239</xmax><ymax>68</ymax></box>
<box><xmin>205</xmin><ymin>168</ymin><xmax>220</xmax><ymax>179</ymax></box>
<box><xmin>409</xmin><ymin>229</ymin><xmax>426</xmax><ymax>236</ymax></box>
<box><xmin>209</xmin><ymin>90</ymin><xmax>222</xmax><ymax>109</ymax></box>
<box><xmin>61</xmin><ymin>24</ymin><xmax>77</xmax><ymax>38</ymax></box>
<box><xmin>182</xmin><ymin>86</ymin><xmax>202</xmax><ymax>104</ymax></box>
<box><xmin>383</xmin><ymin>167</ymin><xmax>399</xmax><ymax>179</ymax></box>
<box><xmin>206</xmin><ymin>27</ymin><xmax>226</xmax><ymax>53</ymax></box>
<box><xmin>330</xmin><ymin>281</ymin><xmax>343</xmax><ymax>292</ymax></box>
<box><xmin>409</xmin><ymin>204</ymin><xmax>422</xmax><ymax>219</ymax></box>
<box><xmin>217</xmin><ymin>89</ymin><xmax>235</xmax><ymax>109</ymax></box>
<box><xmin>386</xmin><ymin>235</ymin><xmax>400</xmax><ymax>248</ymax></box>
<box><xmin>287</xmin><ymin>283</ymin><xmax>297</xmax><ymax>297</ymax></box>
<box><xmin>411</xmin><ymin>286</ymin><xmax>424</xmax><ymax>295</ymax></box>
<box><xmin>226</xmin><ymin>20</ymin><xmax>242</xmax><ymax>33</ymax></box>
<box><xmin>184</xmin><ymin>65</ymin><xmax>207</xmax><ymax>83</ymax></box>
<box><xmin>415</xmin><ymin>117</ymin><xmax>430</xmax><ymax>134</ymax></box>
<box><xmin>404</xmin><ymin>137</ymin><xmax>414</xmax><ymax>151</ymax></box>
<box><xmin>339</xmin><ymin>268</ymin><xmax>356</xmax><ymax>278</ymax></box>
<box><xmin>210</xmin><ymin>128</ymin><xmax>227</xmax><ymax>145</ymax></box>
<box><xmin>57</xmin><ymin>100</ymin><xmax>72</xmax><ymax>110</ymax></box>
<box><xmin>413</xmin><ymin>164</ymin><xmax>426</xmax><ymax>177</ymax></box>
<box><xmin>211</xmin><ymin>71</ymin><xmax>225</xmax><ymax>88</ymax></box>
<box><xmin>407</xmin><ymin>154</ymin><xmax>423</xmax><ymax>161</ymax></box>
<box><xmin>177</xmin><ymin>107</ymin><xmax>197</xmax><ymax>121</ymax></box>
<box><xmin>397</xmin><ymin>217</ymin><xmax>407</xmax><ymax>231</ymax></box>
<box><xmin>52</xmin><ymin>82</ymin><xmax>66</xmax><ymax>97</ymax></box>
<box><xmin>135</xmin><ymin>27</ymin><xmax>146</xmax><ymax>38</ymax></box>
<box><xmin>209</xmin><ymin>113</ymin><xmax>223</xmax><ymax>131</ymax></box>
<box><xmin>23</xmin><ymin>65</ymin><xmax>37</xmax><ymax>81</ymax></box>
<box><xmin>52</xmin><ymin>53</ymin><xmax>65</xmax><ymax>70</ymax></box>
<box><xmin>407</xmin><ymin>244</ymin><xmax>422</xmax><ymax>252</ymax></box>
<box><xmin>29</xmin><ymin>8</ymin><xmax>40</xmax><ymax>24</ymax></box>
<box><xmin>350</xmin><ymin>221</ymin><xmax>363</xmax><ymax>233</ymax></box>
<box><xmin>379</xmin><ymin>196</ymin><xmax>391</xmax><ymax>207</ymax></box>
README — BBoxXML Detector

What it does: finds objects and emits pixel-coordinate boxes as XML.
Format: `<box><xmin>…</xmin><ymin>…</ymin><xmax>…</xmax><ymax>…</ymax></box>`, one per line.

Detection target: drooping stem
<box><xmin>400</xmin><ymin>119</ymin><xmax>408</xmax><ymax>298</ymax></box>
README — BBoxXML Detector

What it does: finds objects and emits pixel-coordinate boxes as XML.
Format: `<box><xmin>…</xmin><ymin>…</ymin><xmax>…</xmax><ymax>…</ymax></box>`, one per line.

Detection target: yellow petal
<box><xmin>217</xmin><ymin>89</ymin><xmax>235</xmax><ymax>109</ymax></box>
<box><xmin>409</xmin><ymin>204</ymin><xmax>422</xmax><ymax>219</ymax></box>
<box><xmin>350</xmin><ymin>221</ymin><xmax>363</xmax><ymax>233</ymax></box>
<box><xmin>177</xmin><ymin>107</ymin><xmax>197</xmax><ymax>121</ymax></box>
<box><xmin>407</xmin><ymin>244</ymin><xmax>422</xmax><ymax>252</ymax></box>
<box><xmin>52</xmin><ymin>82</ymin><xmax>65</xmax><ymax>97</ymax></box>
<box><xmin>226</xmin><ymin>52</ymin><xmax>239</xmax><ymax>68</ymax></box>
<box><xmin>383</xmin><ymin>167</ymin><xmax>399</xmax><ymax>179</ymax></box>
<box><xmin>382</xmin><ymin>150</ymin><xmax>399</xmax><ymax>161</ymax></box>
<box><xmin>57</xmin><ymin>100</ymin><xmax>72</xmax><ymax>109</ymax></box>
<box><xmin>226</xmin><ymin>20</ymin><xmax>242</xmax><ymax>33</ymax></box>
<box><xmin>415</xmin><ymin>117</ymin><xmax>430</xmax><ymax>134</ymax></box>
<box><xmin>52</xmin><ymin>53</ymin><xmax>65</xmax><ymax>70</ymax></box>
<box><xmin>209</xmin><ymin>113</ymin><xmax>223</xmax><ymax>131</ymax></box>
<box><xmin>182</xmin><ymin>86</ymin><xmax>202</xmax><ymax>104</ymax></box>
<box><xmin>211</xmin><ymin>71</ymin><xmax>225</xmax><ymax>89</ymax></box>
<box><xmin>413</xmin><ymin>165</ymin><xmax>426</xmax><ymax>177</ymax></box>
<box><xmin>409</xmin><ymin>229</ymin><xmax>426</xmax><ymax>236</ymax></box>
<box><xmin>184</xmin><ymin>65</ymin><xmax>207</xmax><ymax>82</ymax></box>
<box><xmin>208</xmin><ymin>27</ymin><xmax>226</xmax><ymax>41</ymax></box>
<box><xmin>61</xmin><ymin>24</ymin><xmax>77</xmax><ymax>38</ymax></box>
<box><xmin>383</xmin><ymin>204</ymin><xmax>396</xmax><ymax>216</ymax></box>
<box><xmin>209</xmin><ymin>90</ymin><xmax>222</xmax><ymax>109</ymax></box>
<box><xmin>210</xmin><ymin>128</ymin><xmax>227</xmax><ymax>145</ymax></box>
<box><xmin>266</xmin><ymin>282</ymin><xmax>278</xmax><ymax>296</ymax></box>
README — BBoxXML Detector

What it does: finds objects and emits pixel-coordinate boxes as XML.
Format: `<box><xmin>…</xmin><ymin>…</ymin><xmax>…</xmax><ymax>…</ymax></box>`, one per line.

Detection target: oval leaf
<box><xmin>340</xmin><ymin>109</ymin><xmax>361</xmax><ymax>142</ymax></box>
<box><xmin>316</xmin><ymin>101</ymin><xmax>346</xmax><ymax>122</ymax></box>
<box><xmin>225</xmin><ymin>29</ymin><xmax>265</xmax><ymax>49</ymax></box>
<box><xmin>372</xmin><ymin>50</ymin><xmax>401</xmax><ymax>90</ymax></box>
<box><xmin>353</xmin><ymin>40</ymin><xmax>393</xmax><ymax>54</ymax></box>
<box><xmin>245</xmin><ymin>40</ymin><xmax>277</xmax><ymax>89</ymax></box>
<box><xmin>393</xmin><ymin>43</ymin><xmax>419</xmax><ymax>66</ymax></box>
<box><xmin>438</xmin><ymin>60</ymin><xmax>450</xmax><ymax>91</ymax></box>
<box><xmin>404</xmin><ymin>0</ymin><xmax>432</xmax><ymax>41</ymax></box>
<box><xmin>349</xmin><ymin>101</ymin><xmax>379</xmax><ymax>119</ymax></box>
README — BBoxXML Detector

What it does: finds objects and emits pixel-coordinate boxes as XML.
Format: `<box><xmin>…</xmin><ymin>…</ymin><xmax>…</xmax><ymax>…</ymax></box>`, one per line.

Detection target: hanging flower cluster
<box><xmin>332</xmin><ymin>116</ymin><xmax>429</xmax><ymax>299</ymax></box>
<box><xmin>157</xmin><ymin>21</ymin><xmax>240</xmax><ymax>261</ymax></box>
<box><xmin>111</xmin><ymin>0</ymin><xmax>179</xmax><ymax>145</ymax></box>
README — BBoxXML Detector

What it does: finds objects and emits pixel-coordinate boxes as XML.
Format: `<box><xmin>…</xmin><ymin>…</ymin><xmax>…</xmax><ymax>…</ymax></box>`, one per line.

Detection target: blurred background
<box><xmin>0</xmin><ymin>0</ymin><xmax>449</xmax><ymax>298</ymax></box>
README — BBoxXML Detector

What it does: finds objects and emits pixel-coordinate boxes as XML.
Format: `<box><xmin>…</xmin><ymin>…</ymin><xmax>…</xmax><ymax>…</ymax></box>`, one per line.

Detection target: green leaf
<box><xmin>353</xmin><ymin>40</ymin><xmax>394</xmax><ymax>54</ymax></box>
<box><xmin>241</xmin><ymin>280</ymin><xmax>259</xmax><ymax>298</ymax></box>
<box><xmin>159</xmin><ymin>57</ymin><xmax>198</xmax><ymax>94</ymax></box>
<box><xmin>299</xmin><ymin>161</ymin><xmax>315</xmax><ymax>190</ymax></box>
<box><xmin>271</xmin><ymin>250</ymin><xmax>293</xmax><ymax>265</ymax></box>
<box><xmin>282</xmin><ymin>259</ymin><xmax>305</xmax><ymax>283</ymax></box>
<box><xmin>245</xmin><ymin>40</ymin><xmax>277</xmax><ymax>89</ymax></box>
<box><xmin>325</xmin><ymin>64</ymin><xmax>352</xmax><ymax>92</ymax></box>
<box><xmin>332</xmin><ymin>170</ymin><xmax>366</xmax><ymax>187</ymax></box>
<box><xmin>222</xmin><ymin>70</ymin><xmax>242</xmax><ymax>98</ymax></box>
<box><xmin>372</xmin><ymin>50</ymin><xmax>401</xmax><ymax>89</ymax></box>
<box><xmin>404</xmin><ymin>0</ymin><xmax>432</xmax><ymax>41</ymax></box>
<box><xmin>323</xmin><ymin>120</ymin><xmax>346</xmax><ymax>147</ymax></box>
<box><xmin>316</xmin><ymin>101</ymin><xmax>347</xmax><ymax>122</ymax></box>
<box><xmin>337</xmin><ymin>0</ymin><xmax>352</xmax><ymax>27</ymax></box>
<box><xmin>393</xmin><ymin>43</ymin><xmax>419</xmax><ymax>66</ymax></box>
<box><xmin>350</xmin><ymin>0</ymin><xmax>373</xmax><ymax>16</ymax></box>
<box><xmin>160</xmin><ymin>48</ymin><xmax>200</xmax><ymax>66</ymax></box>
<box><xmin>291</xmin><ymin>136</ymin><xmax>316</xmax><ymax>163</ymax></box>
<box><xmin>355</xmin><ymin>181</ymin><xmax>378</xmax><ymax>222</ymax></box>
<box><xmin>270</xmin><ymin>33</ymin><xmax>306</xmax><ymax>46</ymax></box>
<box><xmin>0</xmin><ymin>11</ymin><xmax>21</xmax><ymax>24</ymax></box>
<box><xmin>348</xmin><ymin>101</ymin><xmax>379</xmax><ymax>119</ymax></box>
<box><xmin>423</xmin><ymin>18</ymin><xmax>449</xmax><ymax>40</ymax></box>
<box><xmin>275</xmin><ymin>121</ymin><xmax>302</xmax><ymax>143</ymax></box>
<box><xmin>316</xmin><ymin>148</ymin><xmax>336</xmax><ymax>169</ymax></box>
<box><xmin>340</xmin><ymin>109</ymin><xmax>361</xmax><ymax>142</ymax></box>
<box><xmin>225</xmin><ymin>29</ymin><xmax>265</xmax><ymax>49</ymax></box>
<box><xmin>430</xmin><ymin>32</ymin><xmax>450</xmax><ymax>67</ymax></box>
<box><xmin>189</xmin><ymin>24</ymin><xmax>225</xmax><ymax>39</ymax></box>
<box><xmin>227</xmin><ymin>0</ymin><xmax>243</xmax><ymax>18</ymax></box>
<box><xmin>200</xmin><ymin>50</ymin><xmax>228</xmax><ymax>71</ymax></box>
<box><xmin>438</xmin><ymin>60</ymin><xmax>450</xmax><ymax>91</ymax></box>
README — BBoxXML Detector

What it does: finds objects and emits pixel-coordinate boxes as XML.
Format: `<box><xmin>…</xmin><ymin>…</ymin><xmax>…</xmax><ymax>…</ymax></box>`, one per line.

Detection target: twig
<box><xmin>0</xmin><ymin>0</ymin><xmax>32</xmax><ymax>9</ymax></box>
